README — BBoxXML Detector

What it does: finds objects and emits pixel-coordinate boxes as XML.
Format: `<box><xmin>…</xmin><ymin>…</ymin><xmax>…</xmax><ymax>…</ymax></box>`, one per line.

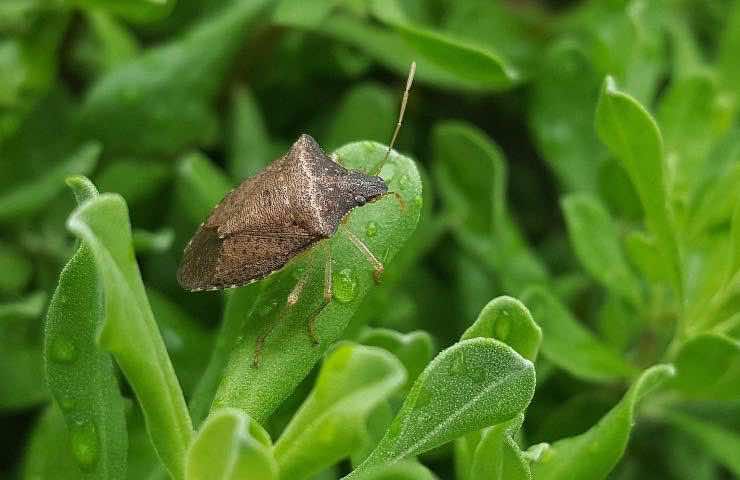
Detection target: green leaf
<box><xmin>528</xmin><ymin>39</ymin><xmax>604</xmax><ymax>192</ymax></box>
<box><xmin>44</xmin><ymin>177</ymin><xmax>127</xmax><ymax>478</ymax></box>
<box><xmin>79</xmin><ymin>0</ymin><xmax>272</xmax><ymax>156</ymax></box>
<box><xmin>274</xmin><ymin>343</ymin><xmax>406</xmax><ymax>480</ymax></box>
<box><xmin>189</xmin><ymin>284</ymin><xmax>263</xmax><ymax>426</ymax></box>
<box><xmin>663</xmin><ymin>410</ymin><xmax>740</xmax><ymax>476</ymax></box>
<box><xmin>432</xmin><ymin>120</ymin><xmax>547</xmax><ymax>293</ymax></box>
<box><xmin>595</xmin><ymin>76</ymin><xmax>682</xmax><ymax>296</ymax></box>
<box><xmin>370</xmin><ymin>0</ymin><xmax>518</xmax><ymax>90</ymax></box>
<box><xmin>133</xmin><ymin>228</ymin><xmax>175</xmax><ymax>254</ymax></box>
<box><xmin>357</xmin><ymin>327</ymin><xmax>434</xmax><ymax>389</ymax></box>
<box><xmin>212</xmin><ymin>142</ymin><xmax>421</xmax><ymax>422</ymax></box>
<box><xmin>624</xmin><ymin>230</ymin><xmax>670</xmax><ymax>283</ymax></box>
<box><xmin>147</xmin><ymin>288</ymin><xmax>213</xmax><ymax>396</ymax></box>
<box><xmin>22</xmin><ymin>405</ymin><xmax>84</xmax><ymax>480</ymax></box>
<box><xmin>689</xmin><ymin>160</ymin><xmax>740</xmax><ymax>239</ymax></box>
<box><xmin>67</xmin><ymin>192</ymin><xmax>192</xmax><ymax>480</ymax></box>
<box><xmin>0</xmin><ymin>239</ymin><xmax>33</xmax><ymax>294</ymax></box>
<box><xmin>657</xmin><ymin>72</ymin><xmax>735</xmax><ymax>200</ymax></box>
<box><xmin>461</xmin><ymin>296</ymin><xmax>541</xmax><ymax>362</ymax></box>
<box><xmin>717</xmin><ymin>0</ymin><xmax>740</xmax><ymax>89</ymax></box>
<box><xmin>186</xmin><ymin>408</ymin><xmax>278</xmax><ymax>480</ymax></box>
<box><xmin>532</xmin><ymin>364</ymin><xmax>675</xmax><ymax>480</ymax></box>
<box><xmin>71</xmin><ymin>0</ymin><xmax>175</xmax><ymax>23</ymax></box>
<box><xmin>561</xmin><ymin>193</ymin><xmax>641</xmax><ymax>305</ymax></box>
<box><xmin>671</xmin><ymin>333</ymin><xmax>740</xmax><ymax>401</ymax></box>
<box><xmin>227</xmin><ymin>86</ymin><xmax>271</xmax><ymax>181</ymax></box>
<box><xmin>324</xmin><ymin>83</ymin><xmax>395</xmax><ymax>152</ymax></box>
<box><xmin>361</xmin><ymin>461</ymin><xmax>438</xmax><ymax>480</ymax></box>
<box><xmin>521</xmin><ymin>287</ymin><xmax>637</xmax><ymax>382</ymax></box>
<box><xmin>347</xmin><ymin>338</ymin><xmax>536</xmax><ymax>478</ymax></box>
<box><xmin>322</xmin><ymin>14</ymin><xmax>502</xmax><ymax>92</ymax></box>
<box><xmin>273</xmin><ymin>0</ymin><xmax>341</xmax><ymax>27</ymax></box>
<box><xmin>175</xmin><ymin>151</ymin><xmax>233</xmax><ymax>226</ymax></box>
<box><xmin>80</xmin><ymin>10</ymin><xmax>140</xmax><ymax>76</ymax></box>
<box><xmin>0</xmin><ymin>291</ymin><xmax>48</xmax><ymax>409</ymax></box>
<box><xmin>95</xmin><ymin>159</ymin><xmax>170</xmax><ymax>206</ymax></box>
<box><xmin>469</xmin><ymin>415</ymin><xmax>530</xmax><ymax>480</ymax></box>
<box><xmin>0</xmin><ymin>141</ymin><xmax>100</xmax><ymax>222</ymax></box>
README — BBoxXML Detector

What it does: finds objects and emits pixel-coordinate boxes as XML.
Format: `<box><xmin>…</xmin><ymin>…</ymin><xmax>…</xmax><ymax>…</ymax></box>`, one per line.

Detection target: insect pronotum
<box><xmin>177</xmin><ymin>62</ymin><xmax>417</xmax><ymax>366</ymax></box>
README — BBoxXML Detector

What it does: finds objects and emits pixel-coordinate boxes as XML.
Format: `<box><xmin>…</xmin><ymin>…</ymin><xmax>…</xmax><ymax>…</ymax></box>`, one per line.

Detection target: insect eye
<box><xmin>354</xmin><ymin>195</ymin><xmax>366</xmax><ymax>205</ymax></box>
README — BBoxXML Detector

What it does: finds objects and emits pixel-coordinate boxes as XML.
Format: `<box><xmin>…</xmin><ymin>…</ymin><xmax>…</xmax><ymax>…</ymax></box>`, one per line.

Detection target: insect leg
<box><xmin>340</xmin><ymin>225</ymin><xmax>384</xmax><ymax>284</ymax></box>
<box><xmin>253</xmin><ymin>263</ymin><xmax>312</xmax><ymax>368</ymax></box>
<box><xmin>306</xmin><ymin>243</ymin><xmax>333</xmax><ymax>344</ymax></box>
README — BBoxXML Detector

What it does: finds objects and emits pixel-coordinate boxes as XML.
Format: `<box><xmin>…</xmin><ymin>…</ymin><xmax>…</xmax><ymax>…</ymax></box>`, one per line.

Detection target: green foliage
<box><xmin>3</xmin><ymin>1</ymin><xmax>740</xmax><ymax>479</ymax></box>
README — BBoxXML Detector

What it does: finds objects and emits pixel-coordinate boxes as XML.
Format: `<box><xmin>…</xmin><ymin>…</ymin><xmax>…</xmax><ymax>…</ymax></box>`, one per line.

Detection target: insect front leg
<box><xmin>340</xmin><ymin>225</ymin><xmax>384</xmax><ymax>284</ymax></box>
<box><xmin>307</xmin><ymin>242</ymin><xmax>333</xmax><ymax>344</ymax></box>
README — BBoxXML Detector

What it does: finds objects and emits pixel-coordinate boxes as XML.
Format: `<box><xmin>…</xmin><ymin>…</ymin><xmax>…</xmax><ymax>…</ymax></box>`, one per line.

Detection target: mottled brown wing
<box><xmin>177</xmin><ymin>226</ymin><xmax>318</xmax><ymax>291</ymax></box>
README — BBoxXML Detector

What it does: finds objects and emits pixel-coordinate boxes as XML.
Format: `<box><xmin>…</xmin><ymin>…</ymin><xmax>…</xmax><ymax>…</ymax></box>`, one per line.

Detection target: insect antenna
<box><xmin>371</xmin><ymin>61</ymin><xmax>416</xmax><ymax>176</ymax></box>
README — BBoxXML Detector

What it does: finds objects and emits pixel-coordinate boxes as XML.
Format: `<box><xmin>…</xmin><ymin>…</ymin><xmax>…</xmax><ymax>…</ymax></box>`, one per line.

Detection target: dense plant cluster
<box><xmin>1</xmin><ymin>0</ymin><xmax>739</xmax><ymax>479</ymax></box>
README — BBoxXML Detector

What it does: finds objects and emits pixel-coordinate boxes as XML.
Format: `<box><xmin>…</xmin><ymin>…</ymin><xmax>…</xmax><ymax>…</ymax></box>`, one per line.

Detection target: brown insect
<box><xmin>177</xmin><ymin>62</ymin><xmax>416</xmax><ymax>366</ymax></box>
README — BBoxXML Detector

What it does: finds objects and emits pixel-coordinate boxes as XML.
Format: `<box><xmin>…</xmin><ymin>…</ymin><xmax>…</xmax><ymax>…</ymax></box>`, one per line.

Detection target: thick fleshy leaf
<box><xmin>22</xmin><ymin>406</ymin><xmax>84</xmax><ymax>480</ymax></box>
<box><xmin>0</xmin><ymin>141</ymin><xmax>100</xmax><ymax>222</ymax></box>
<box><xmin>663</xmin><ymin>410</ymin><xmax>740</xmax><ymax>476</ymax></box>
<box><xmin>370</xmin><ymin>0</ymin><xmax>518</xmax><ymax>90</ymax></box>
<box><xmin>186</xmin><ymin>408</ymin><xmax>277</xmax><ymax>480</ymax></box>
<box><xmin>532</xmin><ymin>365</ymin><xmax>675</xmax><ymax>480</ymax></box>
<box><xmin>362</xmin><ymin>461</ymin><xmax>438</xmax><ymax>480</ymax></box>
<box><xmin>657</xmin><ymin>72</ymin><xmax>735</xmax><ymax>200</ymax></box>
<box><xmin>67</xmin><ymin>192</ymin><xmax>192</xmax><ymax>480</ymax></box>
<box><xmin>469</xmin><ymin>415</ymin><xmax>530</xmax><ymax>480</ymax></box>
<box><xmin>79</xmin><ymin>0</ymin><xmax>272</xmax><ymax>156</ymax></box>
<box><xmin>461</xmin><ymin>296</ymin><xmax>541</xmax><ymax>362</ymax></box>
<box><xmin>227</xmin><ymin>86</ymin><xmax>271</xmax><ymax>181</ymax></box>
<box><xmin>561</xmin><ymin>193</ymin><xmax>641</xmax><ymax>305</ymax></box>
<box><xmin>528</xmin><ymin>40</ymin><xmax>604</xmax><ymax>192</ymax></box>
<box><xmin>347</xmin><ymin>338</ymin><xmax>536</xmax><ymax>478</ymax></box>
<box><xmin>44</xmin><ymin>176</ymin><xmax>127</xmax><ymax>478</ymax></box>
<box><xmin>0</xmin><ymin>291</ymin><xmax>48</xmax><ymax>409</ymax></box>
<box><xmin>211</xmin><ymin>142</ymin><xmax>421</xmax><ymax>422</ymax></box>
<box><xmin>671</xmin><ymin>333</ymin><xmax>740</xmax><ymax>401</ymax></box>
<box><xmin>0</xmin><ymin>240</ymin><xmax>33</xmax><ymax>294</ymax></box>
<box><xmin>357</xmin><ymin>327</ymin><xmax>434</xmax><ymax>389</ymax></box>
<box><xmin>595</xmin><ymin>76</ymin><xmax>681</xmax><ymax>295</ymax></box>
<box><xmin>432</xmin><ymin>120</ymin><xmax>547</xmax><ymax>294</ymax></box>
<box><xmin>274</xmin><ymin>343</ymin><xmax>406</xmax><ymax>480</ymax></box>
<box><xmin>522</xmin><ymin>287</ymin><xmax>637</xmax><ymax>382</ymax></box>
<box><xmin>324</xmin><ymin>83</ymin><xmax>395</xmax><ymax>152</ymax></box>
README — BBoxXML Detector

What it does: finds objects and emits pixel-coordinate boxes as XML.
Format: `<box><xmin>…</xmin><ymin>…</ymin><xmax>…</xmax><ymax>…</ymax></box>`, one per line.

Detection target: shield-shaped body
<box><xmin>177</xmin><ymin>134</ymin><xmax>387</xmax><ymax>291</ymax></box>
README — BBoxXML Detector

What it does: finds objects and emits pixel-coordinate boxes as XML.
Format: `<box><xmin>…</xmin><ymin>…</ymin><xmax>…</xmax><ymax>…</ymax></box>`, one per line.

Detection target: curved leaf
<box><xmin>469</xmin><ymin>415</ymin><xmax>530</xmax><ymax>480</ymax></box>
<box><xmin>595</xmin><ymin>76</ymin><xmax>681</xmax><ymax>295</ymax></box>
<box><xmin>274</xmin><ymin>343</ymin><xmax>406</xmax><ymax>480</ymax></box>
<box><xmin>186</xmin><ymin>408</ymin><xmax>277</xmax><ymax>480</ymax></box>
<box><xmin>522</xmin><ymin>287</ymin><xmax>637</xmax><ymax>382</ymax></box>
<box><xmin>212</xmin><ymin>142</ymin><xmax>422</xmax><ymax>422</ymax></box>
<box><xmin>532</xmin><ymin>364</ymin><xmax>675</xmax><ymax>480</ymax></box>
<box><xmin>67</xmin><ymin>193</ymin><xmax>192</xmax><ymax>480</ymax></box>
<box><xmin>347</xmin><ymin>338</ymin><xmax>536</xmax><ymax>478</ymax></box>
<box><xmin>671</xmin><ymin>333</ymin><xmax>740</xmax><ymax>401</ymax></box>
<box><xmin>44</xmin><ymin>176</ymin><xmax>127</xmax><ymax>478</ymax></box>
<box><xmin>461</xmin><ymin>295</ymin><xmax>541</xmax><ymax>361</ymax></box>
<box><xmin>0</xmin><ymin>141</ymin><xmax>100</xmax><ymax>222</ymax></box>
<box><xmin>357</xmin><ymin>327</ymin><xmax>434</xmax><ymax>389</ymax></box>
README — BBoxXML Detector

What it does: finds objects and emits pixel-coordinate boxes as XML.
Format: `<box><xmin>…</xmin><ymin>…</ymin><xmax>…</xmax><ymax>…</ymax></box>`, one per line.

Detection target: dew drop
<box><xmin>333</xmin><ymin>269</ymin><xmax>357</xmax><ymax>304</ymax></box>
<box><xmin>70</xmin><ymin>419</ymin><xmax>99</xmax><ymax>472</ymax></box>
<box><xmin>50</xmin><ymin>337</ymin><xmax>78</xmax><ymax>364</ymax></box>
<box><xmin>365</xmin><ymin>221</ymin><xmax>378</xmax><ymax>238</ymax></box>
<box><xmin>414</xmin><ymin>195</ymin><xmax>422</xmax><ymax>208</ymax></box>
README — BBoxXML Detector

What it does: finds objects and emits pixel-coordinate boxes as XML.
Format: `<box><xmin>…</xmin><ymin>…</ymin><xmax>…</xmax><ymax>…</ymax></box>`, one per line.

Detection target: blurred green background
<box><xmin>2</xmin><ymin>0</ymin><xmax>739</xmax><ymax>478</ymax></box>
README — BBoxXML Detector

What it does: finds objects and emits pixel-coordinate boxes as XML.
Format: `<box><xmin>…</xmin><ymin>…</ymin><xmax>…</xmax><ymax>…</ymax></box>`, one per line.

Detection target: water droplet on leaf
<box><xmin>50</xmin><ymin>337</ymin><xmax>78</xmax><ymax>364</ymax></box>
<box><xmin>333</xmin><ymin>269</ymin><xmax>357</xmax><ymax>304</ymax></box>
<box><xmin>366</xmin><ymin>221</ymin><xmax>378</xmax><ymax>238</ymax></box>
<box><xmin>495</xmin><ymin>316</ymin><xmax>511</xmax><ymax>341</ymax></box>
<box><xmin>70</xmin><ymin>419</ymin><xmax>99</xmax><ymax>471</ymax></box>
<box><xmin>398</xmin><ymin>174</ymin><xmax>410</xmax><ymax>189</ymax></box>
